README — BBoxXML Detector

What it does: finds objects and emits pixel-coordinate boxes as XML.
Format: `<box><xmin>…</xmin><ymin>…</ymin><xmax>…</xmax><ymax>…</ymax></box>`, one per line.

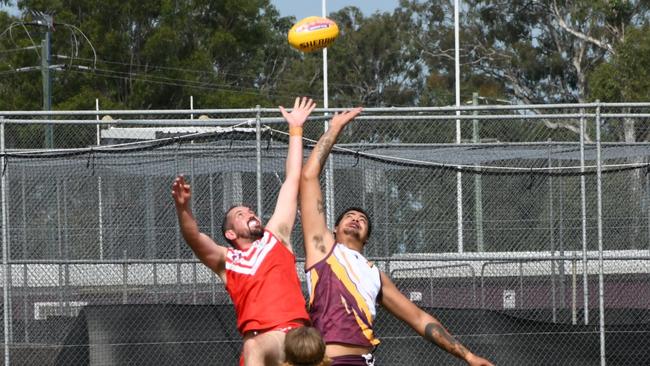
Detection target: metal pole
<box><xmin>21</xmin><ymin>167</ymin><xmax>28</xmax><ymax>342</ymax></box>
<box><xmin>39</xmin><ymin>14</ymin><xmax>54</xmax><ymax>148</ymax></box>
<box><xmin>190</xmin><ymin>157</ymin><xmax>196</xmax><ymax>304</ymax></box>
<box><xmin>580</xmin><ymin>109</ymin><xmax>589</xmax><ymax>324</ymax></box>
<box><xmin>595</xmin><ymin>102</ymin><xmax>606</xmax><ymax>366</ymax></box>
<box><xmin>325</xmin><ymin>137</ymin><xmax>335</xmax><ymax>228</ymax></box>
<box><xmin>558</xmin><ymin>161</ymin><xmax>566</xmax><ymax>308</ymax></box>
<box><xmin>122</xmin><ymin>250</ymin><xmax>128</xmax><ymax>304</ymax></box>
<box><xmin>153</xmin><ymin>262</ymin><xmax>159</xmax><ymax>303</ymax></box>
<box><xmin>647</xmin><ymin>170</ymin><xmax>650</xmax><ymax>252</ymax></box>
<box><xmin>95</xmin><ymin>99</ymin><xmax>101</xmax><ymax>145</ymax></box>
<box><xmin>384</xmin><ymin>184</ymin><xmax>389</xmax><ymax>257</ymax></box>
<box><xmin>549</xmin><ymin>148</ymin><xmax>557</xmax><ymax>322</ymax></box>
<box><xmin>190</xmin><ymin>95</ymin><xmax>194</xmax><ymax>120</ymax></box>
<box><xmin>192</xmin><ymin>263</ymin><xmax>197</xmax><ymax>305</ymax></box>
<box><xmin>144</xmin><ymin>177</ymin><xmax>155</xmax><ymax>258</ymax></box>
<box><xmin>552</xmin><ymin>254</ymin><xmax>558</xmax><ymax>323</ymax></box>
<box><xmin>1</xmin><ymin>120</ymin><xmax>11</xmax><ymax>365</ymax></box>
<box><xmin>454</xmin><ymin>0</ymin><xmax>463</xmax><ymax>252</ymax></box>
<box><xmin>209</xmin><ymin>173</ymin><xmax>215</xmax><ymax>239</ymax></box>
<box><xmin>95</xmin><ymin>99</ymin><xmax>104</xmax><ymax>260</ymax></box>
<box><xmin>322</xmin><ymin>0</ymin><xmax>329</xmax><ymax>109</ymax></box>
<box><xmin>518</xmin><ymin>262</ymin><xmax>524</xmax><ymax>307</ymax></box>
<box><xmin>56</xmin><ymin>179</ymin><xmax>64</xmax><ymax>317</ymax></box>
<box><xmin>472</xmin><ymin>93</ymin><xmax>483</xmax><ymax>251</ymax></box>
<box><xmin>323</xmin><ymin>0</ymin><xmax>335</xmax><ymax>228</ymax></box>
<box><xmin>571</xmin><ymin>259</ymin><xmax>577</xmax><ymax>325</ymax></box>
<box><xmin>255</xmin><ymin>105</ymin><xmax>263</xmax><ymax>218</ymax></box>
<box><xmin>62</xmin><ymin>180</ymin><xmax>70</xmax><ymax>317</ymax></box>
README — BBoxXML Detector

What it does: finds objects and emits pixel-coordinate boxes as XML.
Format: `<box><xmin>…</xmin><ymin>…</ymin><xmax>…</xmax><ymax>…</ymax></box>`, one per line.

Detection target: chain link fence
<box><xmin>0</xmin><ymin>102</ymin><xmax>648</xmax><ymax>365</ymax></box>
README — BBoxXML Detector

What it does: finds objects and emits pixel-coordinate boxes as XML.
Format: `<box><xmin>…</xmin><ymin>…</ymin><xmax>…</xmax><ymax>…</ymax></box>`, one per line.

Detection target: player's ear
<box><xmin>225</xmin><ymin>229</ymin><xmax>237</xmax><ymax>242</ymax></box>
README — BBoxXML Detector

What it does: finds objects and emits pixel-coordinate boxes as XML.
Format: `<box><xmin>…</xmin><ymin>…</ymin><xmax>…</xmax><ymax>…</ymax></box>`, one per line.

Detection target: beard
<box><xmin>245</xmin><ymin>218</ymin><xmax>264</xmax><ymax>240</ymax></box>
<box><xmin>342</xmin><ymin>227</ymin><xmax>362</xmax><ymax>241</ymax></box>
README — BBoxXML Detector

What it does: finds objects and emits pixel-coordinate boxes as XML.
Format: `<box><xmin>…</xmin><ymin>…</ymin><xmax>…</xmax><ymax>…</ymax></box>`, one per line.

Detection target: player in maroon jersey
<box><xmin>299</xmin><ymin>108</ymin><xmax>494</xmax><ymax>366</ymax></box>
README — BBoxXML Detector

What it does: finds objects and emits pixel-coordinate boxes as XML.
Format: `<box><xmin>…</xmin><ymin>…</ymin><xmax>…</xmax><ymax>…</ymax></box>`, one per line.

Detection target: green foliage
<box><xmin>0</xmin><ymin>0</ymin><xmax>295</xmax><ymax>111</ymax></box>
<box><xmin>589</xmin><ymin>26</ymin><xmax>650</xmax><ymax>102</ymax></box>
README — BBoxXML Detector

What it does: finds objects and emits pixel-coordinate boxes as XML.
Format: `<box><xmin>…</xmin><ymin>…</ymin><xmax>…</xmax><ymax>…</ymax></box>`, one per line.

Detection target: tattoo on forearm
<box><xmin>317</xmin><ymin>199</ymin><xmax>325</xmax><ymax>215</ymax></box>
<box><xmin>316</xmin><ymin>137</ymin><xmax>333</xmax><ymax>166</ymax></box>
<box><xmin>424</xmin><ymin>323</ymin><xmax>469</xmax><ymax>358</ymax></box>
<box><xmin>315</xmin><ymin>126</ymin><xmax>338</xmax><ymax>165</ymax></box>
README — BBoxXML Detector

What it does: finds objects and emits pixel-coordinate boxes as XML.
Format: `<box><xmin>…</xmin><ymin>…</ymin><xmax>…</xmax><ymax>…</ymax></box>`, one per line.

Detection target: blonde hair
<box><xmin>282</xmin><ymin>327</ymin><xmax>332</xmax><ymax>366</ymax></box>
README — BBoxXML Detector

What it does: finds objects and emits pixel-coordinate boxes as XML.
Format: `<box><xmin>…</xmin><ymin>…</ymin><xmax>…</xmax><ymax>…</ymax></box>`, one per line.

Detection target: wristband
<box><xmin>289</xmin><ymin>126</ymin><xmax>303</xmax><ymax>136</ymax></box>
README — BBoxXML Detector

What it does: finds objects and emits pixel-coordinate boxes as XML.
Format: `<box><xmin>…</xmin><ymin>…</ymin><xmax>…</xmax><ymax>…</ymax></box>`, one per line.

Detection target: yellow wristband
<box><xmin>289</xmin><ymin>126</ymin><xmax>303</xmax><ymax>136</ymax></box>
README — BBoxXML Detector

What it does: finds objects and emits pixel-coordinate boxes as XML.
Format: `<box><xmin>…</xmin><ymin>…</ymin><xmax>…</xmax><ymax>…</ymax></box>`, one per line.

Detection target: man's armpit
<box><xmin>311</xmin><ymin>235</ymin><xmax>327</xmax><ymax>254</ymax></box>
<box><xmin>276</xmin><ymin>224</ymin><xmax>291</xmax><ymax>243</ymax></box>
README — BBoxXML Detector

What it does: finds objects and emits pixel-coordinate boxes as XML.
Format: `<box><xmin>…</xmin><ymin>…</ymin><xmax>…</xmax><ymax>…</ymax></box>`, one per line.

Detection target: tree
<box><xmin>589</xmin><ymin>26</ymin><xmax>650</xmax><ymax>103</ymax></box>
<box><xmin>399</xmin><ymin>0</ymin><xmax>650</xmax><ymax>138</ymax></box>
<box><xmin>0</xmin><ymin>0</ymin><xmax>296</xmax><ymax>112</ymax></box>
<box><xmin>588</xmin><ymin>25</ymin><xmax>650</xmax><ymax>247</ymax></box>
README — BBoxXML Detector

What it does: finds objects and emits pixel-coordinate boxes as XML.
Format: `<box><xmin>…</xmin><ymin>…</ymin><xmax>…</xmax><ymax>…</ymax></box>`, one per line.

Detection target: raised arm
<box><xmin>378</xmin><ymin>272</ymin><xmax>493</xmax><ymax>366</ymax></box>
<box><xmin>172</xmin><ymin>175</ymin><xmax>227</xmax><ymax>282</ymax></box>
<box><xmin>300</xmin><ymin>108</ymin><xmax>363</xmax><ymax>268</ymax></box>
<box><xmin>265</xmin><ymin>97</ymin><xmax>316</xmax><ymax>249</ymax></box>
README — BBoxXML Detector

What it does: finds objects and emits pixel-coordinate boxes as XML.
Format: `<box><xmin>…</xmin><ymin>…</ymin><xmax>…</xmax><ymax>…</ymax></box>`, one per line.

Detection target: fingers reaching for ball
<box><xmin>330</xmin><ymin>107</ymin><xmax>363</xmax><ymax>130</ymax></box>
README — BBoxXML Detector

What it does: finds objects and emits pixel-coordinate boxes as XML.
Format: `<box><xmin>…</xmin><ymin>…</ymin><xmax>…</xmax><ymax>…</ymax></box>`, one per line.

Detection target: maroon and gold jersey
<box><xmin>306</xmin><ymin>243</ymin><xmax>381</xmax><ymax>347</ymax></box>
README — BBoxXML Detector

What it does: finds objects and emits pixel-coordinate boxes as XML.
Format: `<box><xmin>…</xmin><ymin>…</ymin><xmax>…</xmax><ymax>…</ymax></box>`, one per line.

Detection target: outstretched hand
<box><xmin>466</xmin><ymin>353</ymin><xmax>494</xmax><ymax>366</ymax></box>
<box><xmin>279</xmin><ymin>96</ymin><xmax>317</xmax><ymax>127</ymax></box>
<box><xmin>329</xmin><ymin>107</ymin><xmax>363</xmax><ymax>130</ymax></box>
<box><xmin>171</xmin><ymin>175</ymin><xmax>191</xmax><ymax>208</ymax></box>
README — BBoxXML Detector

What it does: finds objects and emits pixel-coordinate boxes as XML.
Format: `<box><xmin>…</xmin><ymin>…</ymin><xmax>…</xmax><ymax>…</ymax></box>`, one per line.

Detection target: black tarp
<box><xmin>39</xmin><ymin>305</ymin><xmax>650</xmax><ymax>365</ymax></box>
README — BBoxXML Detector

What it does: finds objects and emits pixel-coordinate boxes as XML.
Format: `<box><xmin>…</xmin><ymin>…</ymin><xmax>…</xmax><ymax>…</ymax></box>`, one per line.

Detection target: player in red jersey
<box><xmin>172</xmin><ymin>97</ymin><xmax>316</xmax><ymax>366</ymax></box>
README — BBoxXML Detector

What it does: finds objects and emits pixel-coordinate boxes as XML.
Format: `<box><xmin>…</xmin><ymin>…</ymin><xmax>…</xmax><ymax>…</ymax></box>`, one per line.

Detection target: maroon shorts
<box><xmin>331</xmin><ymin>354</ymin><xmax>375</xmax><ymax>366</ymax></box>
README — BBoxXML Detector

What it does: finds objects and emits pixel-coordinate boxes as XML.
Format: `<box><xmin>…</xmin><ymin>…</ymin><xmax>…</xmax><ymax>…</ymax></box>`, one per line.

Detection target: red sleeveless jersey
<box><xmin>225</xmin><ymin>230</ymin><xmax>309</xmax><ymax>334</ymax></box>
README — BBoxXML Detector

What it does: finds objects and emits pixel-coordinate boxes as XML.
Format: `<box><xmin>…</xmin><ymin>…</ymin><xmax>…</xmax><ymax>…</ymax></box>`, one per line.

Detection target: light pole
<box><xmin>322</xmin><ymin>0</ymin><xmax>335</xmax><ymax>227</ymax></box>
<box><xmin>29</xmin><ymin>12</ymin><xmax>55</xmax><ymax>148</ymax></box>
<box><xmin>454</xmin><ymin>0</ymin><xmax>463</xmax><ymax>252</ymax></box>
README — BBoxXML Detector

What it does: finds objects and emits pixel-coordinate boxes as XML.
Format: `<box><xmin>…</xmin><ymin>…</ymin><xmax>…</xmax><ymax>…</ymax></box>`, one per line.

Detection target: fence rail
<box><xmin>0</xmin><ymin>102</ymin><xmax>649</xmax><ymax>365</ymax></box>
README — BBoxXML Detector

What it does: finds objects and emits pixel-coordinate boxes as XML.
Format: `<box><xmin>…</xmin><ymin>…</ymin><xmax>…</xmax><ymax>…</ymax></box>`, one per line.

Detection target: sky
<box><xmin>270</xmin><ymin>0</ymin><xmax>399</xmax><ymax>20</ymax></box>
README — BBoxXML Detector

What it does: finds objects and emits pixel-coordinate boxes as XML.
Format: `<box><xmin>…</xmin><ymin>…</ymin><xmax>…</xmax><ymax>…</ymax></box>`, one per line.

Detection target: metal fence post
<box><xmin>325</xmin><ymin>112</ymin><xmax>334</xmax><ymax>228</ymax></box>
<box><xmin>548</xmin><ymin>147</ymin><xmax>558</xmax><ymax>322</ymax></box>
<box><xmin>472</xmin><ymin>93</ymin><xmax>484</xmax><ymax>252</ymax></box>
<box><xmin>1</xmin><ymin>118</ymin><xmax>11</xmax><ymax>366</ymax></box>
<box><xmin>571</xmin><ymin>258</ymin><xmax>577</xmax><ymax>325</ymax></box>
<box><xmin>580</xmin><ymin>108</ymin><xmax>589</xmax><ymax>324</ymax></box>
<box><xmin>255</xmin><ymin>105</ymin><xmax>263</xmax><ymax>219</ymax></box>
<box><xmin>595</xmin><ymin>101</ymin><xmax>606</xmax><ymax>366</ymax></box>
<box><xmin>153</xmin><ymin>263</ymin><xmax>159</xmax><ymax>303</ymax></box>
<box><xmin>56</xmin><ymin>179</ymin><xmax>64</xmax><ymax>319</ymax></box>
<box><xmin>122</xmin><ymin>251</ymin><xmax>128</xmax><ymax>304</ymax></box>
<box><xmin>95</xmin><ymin>99</ymin><xmax>104</xmax><ymax>260</ymax></box>
<box><xmin>20</xmin><ymin>167</ymin><xmax>28</xmax><ymax>341</ymax></box>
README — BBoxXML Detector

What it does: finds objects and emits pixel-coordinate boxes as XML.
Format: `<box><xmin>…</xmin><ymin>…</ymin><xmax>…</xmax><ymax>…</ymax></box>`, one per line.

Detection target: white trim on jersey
<box><xmin>332</xmin><ymin>244</ymin><xmax>381</xmax><ymax>319</ymax></box>
<box><xmin>225</xmin><ymin>231</ymin><xmax>278</xmax><ymax>275</ymax></box>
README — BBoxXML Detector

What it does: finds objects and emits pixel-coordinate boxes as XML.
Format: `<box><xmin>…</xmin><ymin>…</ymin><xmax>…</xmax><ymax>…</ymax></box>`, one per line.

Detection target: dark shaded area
<box><xmin>7</xmin><ymin>305</ymin><xmax>650</xmax><ymax>365</ymax></box>
<box><xmin>374</xmin><ymin>308</ymin><xmax>650</xmax><ymax>365</ymax></box>
<box><xmin>51</xmin><ymin>305</ymin><xmax>240</xmax><ymax>366</ymax></box>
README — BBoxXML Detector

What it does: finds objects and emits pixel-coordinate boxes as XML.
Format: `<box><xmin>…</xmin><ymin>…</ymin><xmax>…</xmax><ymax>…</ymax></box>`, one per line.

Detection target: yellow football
<box><xmin>288</xmin><ymin>16</ymin><xmax>339</xmax><ymax>53</ymax></box>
